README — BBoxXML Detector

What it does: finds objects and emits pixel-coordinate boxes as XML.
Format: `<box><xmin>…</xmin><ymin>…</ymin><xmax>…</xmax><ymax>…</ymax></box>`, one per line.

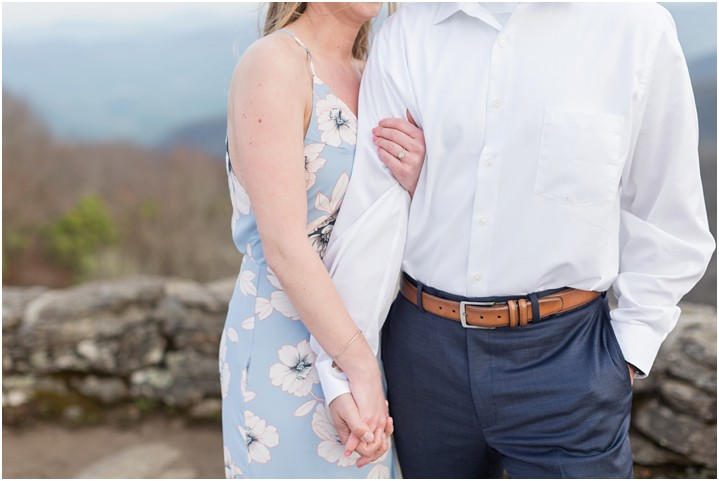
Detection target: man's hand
<box><xmin>628</xmin><ymin>364</ymin><xmax>636</xmax><ymax>386</ymax></box>
<box><xmin>338</xmin><ymin>357</ymin><xmax>393</xmax><ymax>464</ymax></box>
<box><xmin>328</xmin><ymin>393</ymin><xmax>392</xmax><ymax>468</ymax></box>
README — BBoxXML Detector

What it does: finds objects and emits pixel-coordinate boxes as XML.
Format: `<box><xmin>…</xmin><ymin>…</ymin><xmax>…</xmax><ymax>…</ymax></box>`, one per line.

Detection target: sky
<box><xmin>2</xmin><ymin>2</ymin><xmax>716</xmax><ymax>146</ymax></box>
<box><xmin>2</xmin><ymin>2</ymin><xmax>717</xmax><ymax>60</ymax></box>
<box><xmin>2</xmin><ymin>3</ymin><xmax>257</xmax><ymax>39</ymax></box>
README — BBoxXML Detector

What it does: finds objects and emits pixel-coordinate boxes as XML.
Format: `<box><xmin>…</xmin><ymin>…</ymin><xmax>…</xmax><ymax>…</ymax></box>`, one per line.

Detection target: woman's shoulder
<box><xmin>230</xmin><ymin>32</ymin><xmax>311</xmax><ymax>96</ymax></box>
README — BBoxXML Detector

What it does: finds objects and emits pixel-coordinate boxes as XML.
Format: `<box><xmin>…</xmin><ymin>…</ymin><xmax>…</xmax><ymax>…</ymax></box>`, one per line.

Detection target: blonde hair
<box><xmin>263</xmin><ymin>3</ymin><xmax>394</xmax><ymax>60</ymax></box>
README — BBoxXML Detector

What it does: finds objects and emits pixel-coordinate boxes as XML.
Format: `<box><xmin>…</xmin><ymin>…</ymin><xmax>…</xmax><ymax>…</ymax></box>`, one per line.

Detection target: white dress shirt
<box><xmin>310</xmin><ymin>2</ymin><xmax>716</xmax><ymax>405</ymax></box>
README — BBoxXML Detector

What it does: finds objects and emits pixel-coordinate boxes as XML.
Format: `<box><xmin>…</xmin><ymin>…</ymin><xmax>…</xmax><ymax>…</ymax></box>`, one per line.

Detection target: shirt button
<box><xmin>473</xmin><ymin>273</ymin><xmax>482</xmax><ymax>282</ymax></box>
<box><xmin>478</xmin><ymin>217</ymin><xmax>488</xmax><ymax>225</ymax></box>
<box><xmin>498</xmin><ymin>38</ymin><xmax>507</xmax><ymax>48</ymax></box>
<box><xmin>493</xmin><ymin>98</ymin><xmax>502</xmax><ymax>108</ymax></box>
<box><xmin>486</xmin><ymin>157</ymin><xmax>494</xmax><ymax>167</ymax></box>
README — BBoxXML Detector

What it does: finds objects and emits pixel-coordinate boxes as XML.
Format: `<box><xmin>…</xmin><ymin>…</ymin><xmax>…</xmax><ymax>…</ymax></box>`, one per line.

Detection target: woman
<box><xmin>219</xmin><ymin>3</ymin><xmax>425</xmax><ymax>478</ymax></box>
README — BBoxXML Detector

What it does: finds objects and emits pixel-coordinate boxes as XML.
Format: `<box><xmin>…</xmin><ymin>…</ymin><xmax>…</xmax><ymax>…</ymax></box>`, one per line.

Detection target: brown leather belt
<box><xmin>400</xmin><ymin>276</ymin><xmax>601</xmax><ymax>329</ymax></box>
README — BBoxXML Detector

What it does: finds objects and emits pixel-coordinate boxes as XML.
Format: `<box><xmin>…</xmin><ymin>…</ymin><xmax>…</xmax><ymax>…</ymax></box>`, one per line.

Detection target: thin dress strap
<box><xmin>276</xmin><ymin>29</ymin><xmax>317</xmax><ymax>77</ymax></box>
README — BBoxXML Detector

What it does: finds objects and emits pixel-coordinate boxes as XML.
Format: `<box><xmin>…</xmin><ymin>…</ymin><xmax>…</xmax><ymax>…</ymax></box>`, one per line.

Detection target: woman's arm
<box><xmin>310</xmin><ymin>8</ymin><xmax>416</xmax><ymax>443</ymax></box>
<box><xmin>227</xmin><ymin>35</ymin><xmax>388</xmax><ymax>461</ymax></box>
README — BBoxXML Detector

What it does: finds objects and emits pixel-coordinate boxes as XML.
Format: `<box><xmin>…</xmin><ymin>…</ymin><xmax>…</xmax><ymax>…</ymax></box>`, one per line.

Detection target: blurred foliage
<box><xmin>139</xmin><ymin>200</ymin><xmax>159</xmax><ymax>220</ymax></box>
<box><xmin>47</xmin><ymin>193</ymin><xmax>119</xmax><ymax>278</ymax></box>
<box><xmin>3</xmin><ymin>92</ymin><xmax>240</xmax><ymax>287</ymax></box>
<box><xmin>3</xmin><ymin>228</ymin><xmax>28</xmax><ymax>276</ymax></box>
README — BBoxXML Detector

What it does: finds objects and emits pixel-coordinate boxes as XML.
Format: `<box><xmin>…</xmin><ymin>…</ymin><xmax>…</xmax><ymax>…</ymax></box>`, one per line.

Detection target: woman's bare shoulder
<box><xmin>230</xmin><ymin>32</ymin><xmax>311</xmax><ymax>99</ymax></box>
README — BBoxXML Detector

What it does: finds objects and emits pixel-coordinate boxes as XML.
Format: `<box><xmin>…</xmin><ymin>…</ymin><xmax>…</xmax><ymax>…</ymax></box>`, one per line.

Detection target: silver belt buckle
<box><xmin>459</xmin><ymin>300</ymin><xmax>497</xmax><ymax>329</ymax></box>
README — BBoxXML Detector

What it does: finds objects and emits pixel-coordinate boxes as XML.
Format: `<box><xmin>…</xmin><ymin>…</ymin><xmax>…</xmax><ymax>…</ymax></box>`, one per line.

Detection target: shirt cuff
<box><xmin>610</xmin><ymin>318</ymin><xmax>666</xmax><ymax>379</ymax></box>
<box><xmin>315</xmin><ymin>356</ymin><xmax>351</xmax><ymax>406</ymax></box>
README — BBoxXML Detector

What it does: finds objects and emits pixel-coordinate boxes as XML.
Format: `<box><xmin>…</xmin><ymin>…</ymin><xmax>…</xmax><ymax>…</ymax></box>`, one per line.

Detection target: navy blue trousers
<box><xmin>381</xmin><ymin>278</ymin><xmax>633</xmax><ymax>479</ymax></box>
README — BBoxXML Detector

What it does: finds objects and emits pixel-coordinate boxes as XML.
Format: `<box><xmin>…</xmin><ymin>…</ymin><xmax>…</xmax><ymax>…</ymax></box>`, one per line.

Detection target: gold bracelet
<box><xmin>331</xmin><ymin>328</ymin><xmax>363</xmax><ymax>372</ymax></box>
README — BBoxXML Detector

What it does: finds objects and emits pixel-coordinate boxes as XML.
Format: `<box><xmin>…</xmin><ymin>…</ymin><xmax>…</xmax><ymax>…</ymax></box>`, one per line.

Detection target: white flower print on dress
<box><xmin>316</xmin><ymin>94</ymin><xmax>357</xmax><ymax>147</ymax></box>
<box><xmin>240</xmin><ymin>270</ymin><xmax>257</xmax><ymax>297</ymax></box>
<box><xmin>312</xmin><ymin>402</ymin><xmax>360</xmax><ymax>467</ymax></box>
<box><xmin>366</xmin><ymin>464</ymin><xmax>391</xmax><ymax>479</ymax></box>
<box><xmin>315</xmin><ymin>172</ymin><xmax>349</xmax><ymax>216</ymax></box>
<box><xmin>220</xmin><ymin>361</ymin><xmax>231</xmax><ymax>400</ymax></box>
<box><xmin>255</xmin><ymin>297</ymin><xmax>273</xmax><ymax>320</ymax></box>
<box><xmin>294</xmin><ymin>399</ymin><xmax>318</xmax><ymax>417</ymax></box>
<box><xmin>241</xmin><ymin>316</ymin><xmax>254</xmax><ymax>330</ymax></box>
<box><xmin>241</xmin><ymin>369</ymin><xmax>256</xmax><ymax>402</ymax></box>
<box><xmin>270</xmin><ymin>290</ymin><xmax>300</xmax><ymax>320</ymax></box>
<box><xmin>306</xmin><ymin>216</ymin><xmax>335</xmax><ymax>259</ymax></box>
<box><xmin>266</xmin><ymin>266</ymin><xmax>282</xmax><ymax>289</ymax></box>
<box><xmin>304</xmin><ymin>143</ymin><xmax>327</xmax><ymax>190</ymax></box>
<box><xmin>269</xmin><ymin>340</ymin><xmax>319</xmax><ymax>397</ymax></box>
<box><xmin>219</xmin><ymin>327</ymin><xmax>239</xmax><ymax>399</ymax></box>
<box><xmin>223</xmin><ymin>445</ymin><xmax>244</xmax><ymax>478</ymax></box>
<box><xmin>241</xmin><ymin>410</ymin><xmax>279</xmax><ymax>464</ymax></box>
<box><xmin>306</xmin><ymin>173</ymin><xmax>349</xmax><ymax>258</ymax></box>
<box><xmin>228</xmin><ymin>168</ymin><xmax>251</xmax><ymax>216</ymax></box>
<box><xmin>256</xmin><ymin>266</ymin><xmax>300</xmax><ymax>320</ymax></box>
<box><xmin>253</xmin><ymin>291</ymin><xmax>300</xmax><ymax>321</ymax></box>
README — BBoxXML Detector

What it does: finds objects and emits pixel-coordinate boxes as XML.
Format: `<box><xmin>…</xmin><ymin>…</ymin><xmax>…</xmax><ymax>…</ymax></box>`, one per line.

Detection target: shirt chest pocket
<box><xmin>534</xmin><ymin>108</ymin><xmax>626</xmax><ymax>206</ymax></box>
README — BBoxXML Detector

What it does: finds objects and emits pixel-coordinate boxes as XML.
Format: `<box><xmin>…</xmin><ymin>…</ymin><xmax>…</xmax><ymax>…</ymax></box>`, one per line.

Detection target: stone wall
<box><xmin>2</xmin><ymin>277</ymin><xmax>716</xmax><ymax>476</ymax></box>
<box><xmin>3</xmin><ymin>276</ymin><xmax>234</xmax><ymax>422</ymax></box>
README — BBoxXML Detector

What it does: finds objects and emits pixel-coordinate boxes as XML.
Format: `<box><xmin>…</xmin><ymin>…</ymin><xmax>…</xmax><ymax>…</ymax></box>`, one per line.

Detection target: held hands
<box><xmin>328</xmin><ymin>391</ymin><xmax>393</xmax><ymax>468</ymax></box>
<box><xmin>373</xmin><ymin>109</ymin><xmax>426</xmax><ymax>198</ymax></box>
<box><xmin>328</xmin><ymin>332</ymin><xmax>392</xmax><ymax>467</ymax></box>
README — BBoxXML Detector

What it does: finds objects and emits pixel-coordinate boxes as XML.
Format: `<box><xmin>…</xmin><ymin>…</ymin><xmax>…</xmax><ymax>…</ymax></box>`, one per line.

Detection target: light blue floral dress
<box><xmin>219</xmin><ymin>30</ymin><xmax>394</xmax><ymax>479</ymax></box>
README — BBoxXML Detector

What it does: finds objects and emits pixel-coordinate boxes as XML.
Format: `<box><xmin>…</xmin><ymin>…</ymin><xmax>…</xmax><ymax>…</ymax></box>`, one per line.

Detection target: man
<box><xmin>311</xmin><ymin>3</ymin><xmax>715</xmax><ymax>478</ymax></box>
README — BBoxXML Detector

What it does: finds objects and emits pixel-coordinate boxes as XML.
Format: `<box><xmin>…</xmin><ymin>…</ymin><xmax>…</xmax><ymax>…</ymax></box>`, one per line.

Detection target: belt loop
<box><xmin>528</xmin><ymin>292</ymin><xmax>540</xmax><ymax>322</ymax></box>
<box><xmin>518</xmin><ymin>298</ymin><xmax>529</xmax><ymax>326</ymax></box>
<box><xmin>416</xmin><ymin>281</ymin><xmax>426</xmax><ymax>313</ymax></box>
<box><xmin>507</xmin><ymin>299</ymin><xmax>519</xmax><ymax>327</ymax></box>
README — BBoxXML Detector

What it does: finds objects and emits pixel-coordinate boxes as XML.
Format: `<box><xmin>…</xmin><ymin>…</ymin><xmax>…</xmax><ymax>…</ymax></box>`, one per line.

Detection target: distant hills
<box><xmin>3</xmin><ymin>3</ymin><xmax>715</xmax><ymax>153</ymax></box>
<box><xmin>159</xmin><ymin>116</ymin><xmax>227</xmax><ymax>160</ymax></box>
<box><xmin>161</xmin><ymin>53</ymin><xmax>717</xmax><ymax>161</ymax></box>
<box><xmin>156</xmin><ymin>52</ymin><xmax>717</xmax><ymax>306</ymax></box>
<box><xmin>690</xmin><ymin>54</ymin><xmax>717</xmax><ymax>142</ymax></box>
<box><xmin>3</xmin><ymin>20</ymin><xmax>258</xmax><ymax>147</ymax></box>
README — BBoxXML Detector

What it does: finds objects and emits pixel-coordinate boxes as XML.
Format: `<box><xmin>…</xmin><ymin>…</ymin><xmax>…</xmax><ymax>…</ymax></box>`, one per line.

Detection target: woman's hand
<box><xmin>329</xmin><ymin>393</ymin><xmax>393</xmax><ymax>468</ymax></box>
<box><xmin>373</xmin><ymin>109</ymin><xmax>426</xmax><ymax>198</ymax></box>
<box><xmin>334</xmin><ymin>352</ymin><xmax>393</xmax><ymax>466</ymax></box>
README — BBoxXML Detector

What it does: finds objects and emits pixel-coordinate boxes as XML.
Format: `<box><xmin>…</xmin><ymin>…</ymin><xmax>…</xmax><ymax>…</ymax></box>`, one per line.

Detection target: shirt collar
<box><xmin>433</xmin><ymin>3</ymin><xmax>475</xmax><ymax>25</ymax></box>
<box><xmin>433</xmin><ymin>2</ymin><xmax>509</xmax><ymax>29</ymax></box>
<box><xmin>433</xmin><ymin>2</ymin><xmax>531</xmax><ymax>29</ymax></box>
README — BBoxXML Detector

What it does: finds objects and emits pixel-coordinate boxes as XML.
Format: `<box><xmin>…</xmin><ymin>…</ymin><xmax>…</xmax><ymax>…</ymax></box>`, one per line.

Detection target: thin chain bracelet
<box><xmin>331</xmin><ymin>328</ymin><xmax>363</xmax><ymax>372</ymax></box>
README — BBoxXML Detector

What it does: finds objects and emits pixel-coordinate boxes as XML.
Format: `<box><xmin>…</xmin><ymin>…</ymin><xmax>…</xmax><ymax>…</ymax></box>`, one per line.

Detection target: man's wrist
<box><xmin>627</xmin><ymin>362</ymin><xmax>643</xmax><ymax>377</ymax></box>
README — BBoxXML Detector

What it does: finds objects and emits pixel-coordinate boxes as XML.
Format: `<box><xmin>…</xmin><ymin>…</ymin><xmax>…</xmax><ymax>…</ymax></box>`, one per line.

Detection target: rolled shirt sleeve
<box><xmin>611</xmin><ymin>12</ymin><xmax>716</xmax><ymax>377</ymax></box>
<box><xmin>310</xmin><ymin>15</ymin><xmax>415</xmax><ymax>405</ymax></box>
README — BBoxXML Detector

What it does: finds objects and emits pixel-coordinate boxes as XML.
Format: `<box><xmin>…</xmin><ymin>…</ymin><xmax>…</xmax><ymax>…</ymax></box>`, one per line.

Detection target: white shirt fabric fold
<box><xmin>312</xmin><ymin>2</ymin><xmax>715</xmax><ymax>406</ymax></box>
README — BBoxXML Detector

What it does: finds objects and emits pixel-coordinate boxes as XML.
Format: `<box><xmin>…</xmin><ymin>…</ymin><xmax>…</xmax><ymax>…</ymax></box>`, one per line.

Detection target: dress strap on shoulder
<box><xmin>276</xmin><ymin>28</ymin><xmax>317</xmax><ymax>77</ymax></box>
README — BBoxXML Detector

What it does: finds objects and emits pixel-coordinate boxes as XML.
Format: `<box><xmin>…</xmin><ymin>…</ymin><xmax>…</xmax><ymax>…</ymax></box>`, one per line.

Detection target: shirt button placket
<box><xmin>467</xmin><ymin>31</ymin><xmax>511</xmax><ymax>294</ymax></box>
